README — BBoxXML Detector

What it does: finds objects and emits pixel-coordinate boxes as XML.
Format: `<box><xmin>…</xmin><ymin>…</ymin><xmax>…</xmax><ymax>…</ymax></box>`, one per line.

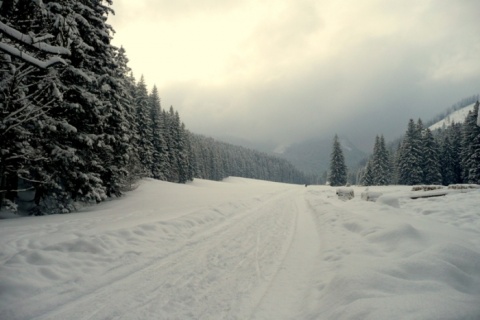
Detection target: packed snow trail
<box><xmin>251</xmin><ymin>195</ymin><xmax>321</xmax><ymax>319</ymax></box>
<box><xmin>1</xmin><ymin>179</ymin><xmax>320</xmax><ymax>320</ymax></box>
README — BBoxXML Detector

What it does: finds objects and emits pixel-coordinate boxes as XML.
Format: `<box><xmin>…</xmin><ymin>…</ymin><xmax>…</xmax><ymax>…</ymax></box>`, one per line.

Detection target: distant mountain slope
<box><xmin>275</xmin><ymin>137</ymin><xmax>367</xmax><ymax>176</ymax></box>
<box><xmin>429</xmin><ymin>102</ymin><xmax>476</xmax><ymax>131</ymax></box>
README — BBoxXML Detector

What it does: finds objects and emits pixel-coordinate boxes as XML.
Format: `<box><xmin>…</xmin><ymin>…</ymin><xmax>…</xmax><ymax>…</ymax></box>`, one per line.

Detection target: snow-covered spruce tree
<box><xmin>133</xmin><ymin>76</ymin><xmax>154</xmax><ymax>177</ymax></box>
<box><xmin>0</xmin><ymin>0</ymin><xmax>72</xmax><ymax>211</ymax></box>
<box><xmin>450</xmin><ymin>123</ymin><xmax>464</xmax><ymax>184</ymax></box>
<box><xmin>161</xmin><ymin>106</ymin><xmax>190</xmax><ymax>183</ymax></box>
<box><xmin>396</xmin><ymin>119</ymin><xmax>423</xmax><ymax>185</ymax></box>
<box><xmin>461</xmin><ymin>101</ymin><xmax>480</xmax><ymax>183</ymax></box>
<box><xmin>185</xmin><ymin>132</ymin><xmax>197</xmax><ymax>181</ymax></box>
<box><xmin>149</xmin><ymin>86</ymin><xmax>168</xmax><ymax>180</ymax></box>
<box><xmin>208</xmin><ymin>143</ymin><xmax>225</xmax><ymax>181</ymax></box>
<box><xmin>176</xmin><ymin>122</ymin><xmax>191</xmax><ymax>183</ymax></box>
<box><xmin>361</xmin><ymin>158</ymin><xmax>374</xmax><ymax>186</ymax></box>
<box><xmin>163</xmin><ymin>106</ymin><xmax>179</xmax><ymax>181</ymax></box>
<box><xmin>439</xmin><ymin>134</ymin><xmax>456</xmax><ymax>186</ymax></box>
<box><xmin>371</xmin><ymin>135</ymin><xmax>391</xmax><ymax>185</ymax></box>
<box><xmin>47</xmin><ymin>0</ymin><xmax>137</xmax><ymax>206</ymax></box>
<box><xmin>389</xmin><ymin>144</ymin><xmax>399</xmax><ymax>184</ymax></box>
<box><xmin>328</xmin><ymin>135</ymin><xmax>347</xmax><ymax>186</ymax></box>
<box><xmin>112</xmin><ymin>46</ymin><xmax>142</xmax><ymax>190</ymax></box>
<box><xmin>420</xmin><ymin>128</ymin><xmax>442</xmax><ymax>185</ymax></box>
<box><xmin>98</xmin><ymin>46</ymin><xmax>137</xmax><ymax>197</ymax></box>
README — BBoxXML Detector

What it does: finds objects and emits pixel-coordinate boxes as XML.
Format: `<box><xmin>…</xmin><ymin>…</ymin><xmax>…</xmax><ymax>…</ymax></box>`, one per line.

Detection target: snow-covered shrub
<box><xmin>361</xmin><ymin>190</ymin><xmax>383</xmax><ymax>202</ymax></box>
<box><xmin>1</xmin><ymin>199</ymin><xmax>18</xmax><ymax>214</ymax></box>
<box><xmin>336</xmin><ymin>188</ymin><xmax>354</xmax><ymax>200</ymax></box>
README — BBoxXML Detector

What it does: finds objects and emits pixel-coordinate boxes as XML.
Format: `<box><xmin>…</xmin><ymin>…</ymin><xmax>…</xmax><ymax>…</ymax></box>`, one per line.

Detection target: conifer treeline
<box><xmin>0</xmin><ymin>1</ymin><xmax>305</xmax><ymax>214</ymax></box>
<box><xmin>358</xmin><ymin>101</ymin><xmax>480</xmax><ymax>186</ymax></box>
<box><xmin>190</xmin><ymin>134</ymin><xmax>306</xmax><ymax>184</ymax></box>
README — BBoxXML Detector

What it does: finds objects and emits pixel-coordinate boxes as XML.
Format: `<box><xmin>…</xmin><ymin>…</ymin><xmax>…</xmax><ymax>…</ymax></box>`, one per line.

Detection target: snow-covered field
<box><xmin>1</xmin><ymin>178</ymin><xmax>480</xmax><ymax>320</ymax></box>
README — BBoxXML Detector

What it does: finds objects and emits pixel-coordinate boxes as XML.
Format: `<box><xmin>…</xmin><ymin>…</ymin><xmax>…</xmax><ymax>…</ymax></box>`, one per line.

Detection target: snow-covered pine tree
<box><xmin>163</xmin><ymin>106</ymin><xmax>179</xmax><ymax>181</ymax></box>
<box><xmin>134</xmin><ymin>76</ymin><xmax>154</xmax><ymax>177</ymax></box>
<box><xmin>8</xmin><ymin>0</ymin><xmax>136</xmax><ymax>211</ymax></box>
<box><xmin>371</xmin><ymin>135</ymin><xmax>391</xmax><ymax>185</ymax></box>
<box><xmin>389</xmin><ymin>143</ymin><xmax>400</xmax><ymax>185</ymax></box>
<box><xmin>396</xmin><ymin>119</ymin><xmax>423</xmax><ymax>185</ymax></box>
<box><xmin>0</xmin><ymin>0</ymin><xmax>74</xmax><ymax>211</ymax></box>
<box><xmin>440</xmin><ymin>134</ymin><xmax>456</xmax><ymax>186</ymax></box>
<box><xmin>461</xmin><ymin>101</ymin><xmax>480</xmax><ymax>183</ymax></box>
<box><xmin>185</xmin><ymin>131</ymin><xmax>197</xmax><ymax>181</ymax></box>
<box><xmin>47</xmin><ymin>0</ymin><xmax>132</xmax><ymax>206</ymax></box>
<box><xmin>160</xmin><ymin>106</ymin><xmax>191</xmax><ymax>183</ymax></box>
<box><xmin>328</xmin><ymin>135</ymin><xmax>347</xmax><ymax>186</ymax></box>
<box><xmin>149</xmin><ymin>86</ymin><xmax>168</xmax><ymax>180</ymax></box>
<box><xmin>112</xmin><ymin>46</ymin><xmax>142</xmax><ymax>190</ymax></box>
<box><xmin>420</xmin><ymin>128</ymin><xmax>442</xmax><ymax>185</ymax></box>
<box><xmin>176</xmin><ymin>121</ymin><xmax>191</xmax><ymax>183</ymax></box>
<box><xmin>361</xmin><ymin>158</ymin><xmax>374</xmax><ymax>186</ymax></box>
<box><xmin>448</xmin><ymin>123</ymin><xmax>464</xmax><ymax>184</ymax></box>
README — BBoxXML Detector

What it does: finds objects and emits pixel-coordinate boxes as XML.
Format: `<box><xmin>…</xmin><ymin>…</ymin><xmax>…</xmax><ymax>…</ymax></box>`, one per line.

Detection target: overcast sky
<box><xmin>108</xmin><ymin>0</ymin><xmax>480</xmax><ymax>151</ymax></box>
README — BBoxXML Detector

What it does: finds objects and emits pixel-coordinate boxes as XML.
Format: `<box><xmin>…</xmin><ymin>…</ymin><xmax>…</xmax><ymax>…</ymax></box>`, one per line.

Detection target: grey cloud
<box><xmin>111</xmin><ymin>0</ymin><xmax>480</xmax><ymax>152</ymax></box>
<box><xmin>111</xmin><ymin>0</ymin><xmax>244</xmax><ymax>24</ymax></box>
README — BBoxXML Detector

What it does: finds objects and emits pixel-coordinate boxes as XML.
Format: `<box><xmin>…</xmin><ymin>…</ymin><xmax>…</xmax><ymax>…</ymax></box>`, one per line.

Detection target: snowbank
<box><xmin>303</xmin><ymin>185</ymin><xmax>480</xmax><ymax>319</ymax></box>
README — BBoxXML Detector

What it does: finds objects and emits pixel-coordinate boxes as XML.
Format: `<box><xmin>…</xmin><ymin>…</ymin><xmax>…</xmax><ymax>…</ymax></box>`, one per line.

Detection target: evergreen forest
<box><xmin>356</xmin><ymin>101</ymin><xmax>480</xmax><ymax>187</ymax></box>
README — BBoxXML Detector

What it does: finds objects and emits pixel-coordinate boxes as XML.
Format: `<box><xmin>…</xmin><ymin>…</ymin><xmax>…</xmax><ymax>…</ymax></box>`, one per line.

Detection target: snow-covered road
<box><xmin>1</xmin><ymin>178</ymin><xmax>480</xmax><ymax>319</ymax></box>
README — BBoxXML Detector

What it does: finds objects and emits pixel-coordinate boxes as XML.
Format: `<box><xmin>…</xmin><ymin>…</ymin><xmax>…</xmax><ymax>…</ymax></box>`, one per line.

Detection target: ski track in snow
<box><xmin>1</xmin><ymin>180</ymin><xmax>317</xmax><ymax>320</ymax></box>
<box><xmin>37</xmin><ymin>188</ymin><xmax>299</xmax><ymax>320</ymax></box>
<box><xmin>1</xmin><ymin>178</ymin><xmax>480</xmax><ymax>320</ymax></box>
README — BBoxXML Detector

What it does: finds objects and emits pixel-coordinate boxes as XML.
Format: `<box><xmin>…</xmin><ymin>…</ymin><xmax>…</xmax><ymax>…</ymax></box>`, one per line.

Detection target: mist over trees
<box><xmin>358</xmin><ymin>100</ymin><xmax>480</xmax><ymax>186</ymax></box>
<box><xmin>190</xmin><ymin>134</ymin><xmax>306</xmax><ymax>184</ymax></box>
<box><xmin>0</xmin><ymin>1</ymin><xmax>306</xmax><ymax>215</ymax></box>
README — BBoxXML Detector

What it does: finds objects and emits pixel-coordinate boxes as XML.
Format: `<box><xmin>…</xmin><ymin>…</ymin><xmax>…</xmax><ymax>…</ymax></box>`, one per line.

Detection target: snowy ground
<box><xmin>1</xmin><ymin>178</ymin><xmax>480</xmax><ymax>320</ymax></box>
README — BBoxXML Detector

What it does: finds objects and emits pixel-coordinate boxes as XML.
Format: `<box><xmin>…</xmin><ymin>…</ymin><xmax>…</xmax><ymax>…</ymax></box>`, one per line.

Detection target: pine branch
<box><xmin>0</xmin><ymin>187</ymin><xmax>34</xmax><ymax>193</ymax></box>
<box><xmin>0</xmin><ymin>42</ymin><xmax>67</xmax><ymax>69</ymax></box>
<box><xmin>0</xmin><ymin>21</ymin><xmax>71</xmax><ymax>55</ymax></box>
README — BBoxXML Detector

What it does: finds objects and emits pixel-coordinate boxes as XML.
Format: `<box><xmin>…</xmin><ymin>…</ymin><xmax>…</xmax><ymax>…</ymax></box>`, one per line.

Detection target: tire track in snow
<box><xmin>249</xmin><ymin>188</ymin><xmax>322</xmax><ymax>319</ymax></box>
<box><xmin>31</xmin><ymin>188</ymin><xmax>300</xmax><ymax>320</ymax></box>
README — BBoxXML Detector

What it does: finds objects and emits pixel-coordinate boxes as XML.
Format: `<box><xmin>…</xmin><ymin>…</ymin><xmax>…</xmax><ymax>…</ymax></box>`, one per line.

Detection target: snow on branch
<box><xmin>0</xmin><ymin>21</ymin><xmax>71</xmax><ymax>55</ymax></box>
<box><xmin>0</xmin><ymin>42</ymin><xmax>67</xmax><ymax>69</ymax></box>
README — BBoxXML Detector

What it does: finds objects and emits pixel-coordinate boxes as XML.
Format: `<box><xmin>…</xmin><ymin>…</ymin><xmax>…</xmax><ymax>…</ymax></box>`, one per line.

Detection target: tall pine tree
<box><xmin>461</xmin><ymin>101</ymin><xmax>480</xmax><ymax>183</ymax></box>
<box><xmin>149</xmin><ymin>86</ymin><xmax>168</xmax><ymax>180</ymax></box>
<box><xmin>329</xmin><ymin>135</ymin><xmax>347</xmax><ymax>186</ymax></box>
<box><xmin>134</xmin><ymin>76</ymin><xmax>154</xmax><ymax>177</ymax></box>
<box><xmin>371</xmin><ymin>135</ymin><xmax>391</xmax><ymax>185</ymax></box>
<box><xmin>397</xmin><ymin>119</ymin><xmax>423</xmax><ymax>185</ymax></box>
<box><xmin>420</xmin><ymin>128</ymin><xmax>442</xmax><ymax>185</ymax></box>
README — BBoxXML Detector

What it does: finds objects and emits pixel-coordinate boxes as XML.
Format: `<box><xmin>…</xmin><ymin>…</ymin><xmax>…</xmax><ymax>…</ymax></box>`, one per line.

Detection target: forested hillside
<box><xmin>190</xmin><ymin>134</ymin><xmax>306</xmax><ymax>184</ymax></box>
<box><xmin>357</xmin><ymin>101</ymin><xmax>480</xmax><ymax>186</ymax></box>
<box><xmin>0</xmin><ymin>1</ymin><xmax>305</xmax><ymax>215</ymax></box>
